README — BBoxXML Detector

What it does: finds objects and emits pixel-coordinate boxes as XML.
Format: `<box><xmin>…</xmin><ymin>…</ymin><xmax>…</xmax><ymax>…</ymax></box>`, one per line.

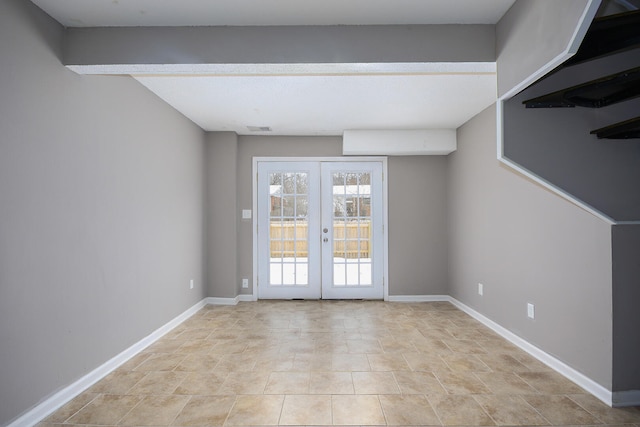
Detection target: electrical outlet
<box><xmin>242</xmin><ymin>278</ymin><xmax>249</xmax><ymax>289</ymax></box>
<box><xmin>527</xmin><ymin>303</ymin><xmax>535</xmax><ymax>319</ymax></box>
<box><xmin>478</xmin><ymin>283</ymin><xmax>483</xmax><ymax>296</ymax></box>
<box><xmin>190</xmin><ymin>279</ymin><xmax>194</xmax><ymax>290</ymax></box>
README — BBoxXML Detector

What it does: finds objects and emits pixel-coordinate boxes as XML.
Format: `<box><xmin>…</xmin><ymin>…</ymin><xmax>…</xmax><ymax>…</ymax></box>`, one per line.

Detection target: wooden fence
<box><xmin>270</xmin><ymin>222</ymin><xmax>370</xmax><ymax>258</ymax></box>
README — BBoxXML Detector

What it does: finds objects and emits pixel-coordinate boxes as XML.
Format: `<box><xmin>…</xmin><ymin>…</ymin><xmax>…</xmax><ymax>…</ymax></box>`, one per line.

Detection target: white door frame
<box><xmin>252</xmin><ymin>156</ymin><xmax>389</xmax><ymax>301</ymax></box>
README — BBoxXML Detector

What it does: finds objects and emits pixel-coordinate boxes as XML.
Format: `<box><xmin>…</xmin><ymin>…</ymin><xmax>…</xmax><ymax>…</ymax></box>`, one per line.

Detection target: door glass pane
<box><xmin>269</xmin><ymin>171</ymin><xmax>310</xmax><ymax>286</ymax></box>
<box><xmin>331</xmin><ymin>171</ymin><xmax>372</xmax><ymax>287</ymax></box>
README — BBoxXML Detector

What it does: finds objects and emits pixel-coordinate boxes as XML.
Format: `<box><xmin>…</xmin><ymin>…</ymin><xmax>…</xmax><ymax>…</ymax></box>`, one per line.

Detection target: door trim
<box><xmin>252</xmin><ymin>156</ymin><xmax>388</xmax><ymax>301</ymax></box>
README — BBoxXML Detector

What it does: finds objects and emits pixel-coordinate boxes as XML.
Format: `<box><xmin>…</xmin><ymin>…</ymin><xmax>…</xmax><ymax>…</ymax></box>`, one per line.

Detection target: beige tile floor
<box><xmin>38</xmin><ymin>300</ymin><xmax>640</xmax><ymax>426</ymax></box>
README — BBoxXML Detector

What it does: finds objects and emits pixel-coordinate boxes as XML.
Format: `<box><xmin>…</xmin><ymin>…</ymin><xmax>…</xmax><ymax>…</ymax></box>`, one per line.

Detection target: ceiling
<box><xmin>30</xmin><ymin>0</ymin><xmax>516</xmax><ymax>136</ymax></box>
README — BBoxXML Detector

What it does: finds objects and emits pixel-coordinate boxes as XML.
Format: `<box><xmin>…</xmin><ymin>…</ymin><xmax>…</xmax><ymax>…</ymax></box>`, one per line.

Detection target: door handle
<box><xmin>323</xmin><ymin>228</ymin><xmax>328</xmax><ymax>233</ymax></box>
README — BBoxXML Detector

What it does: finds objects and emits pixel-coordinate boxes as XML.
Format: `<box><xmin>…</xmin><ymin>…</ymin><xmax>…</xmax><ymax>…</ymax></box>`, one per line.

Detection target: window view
<box><xmin>332</xmin><ymin>172</ymin><xmax>372</xmax><ymax>286</ymax></box>
<box><xmin>269</xmin><ymin>172</ymin><xmax>309</xmax><ymax>286</ymax></box>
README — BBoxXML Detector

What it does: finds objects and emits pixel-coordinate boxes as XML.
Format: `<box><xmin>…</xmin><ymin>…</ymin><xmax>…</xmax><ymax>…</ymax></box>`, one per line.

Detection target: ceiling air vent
<box><xmin>247</xmin><ymin>126</ymin><xmax>272</xmax><ymax>132</ymax></box>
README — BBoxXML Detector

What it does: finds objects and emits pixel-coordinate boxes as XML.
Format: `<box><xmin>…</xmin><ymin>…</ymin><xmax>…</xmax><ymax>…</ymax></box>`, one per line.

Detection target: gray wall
<box><xmin>388</xmin><ymin>157</ymin><xmax>448</xmax><ymax>295</ymax></box>
<box><xmin>226</xmin><ymin>136</ymin><xmax>449</xmax><ymax>298</ymax></box>
<box><xmin>205</xmin><ymin>132</ymin><xmax>239</xmax><ymax>298</ymax></box>
<box><xmin>0</xmin><ymin>1</ymin><xmax>205</xmax><ymax>425</ymax></box>
<box><xmin>448</xmin><ymin>105</ymin><xmax>613</xmax><ymax>388</ymax></box>
<box><xmin>496</xmin><ymin>0</ymin><xmax>595</xmax><ymax>97</ymax></box>
<box><xmin>611</xmin><ymin>225</ymin><xmax>640</xmax><ymax>393</ymax></box>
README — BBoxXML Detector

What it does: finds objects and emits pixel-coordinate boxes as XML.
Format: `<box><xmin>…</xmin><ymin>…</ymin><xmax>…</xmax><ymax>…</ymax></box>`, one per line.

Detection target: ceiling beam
<box><xmin>63</xmin><ymin>25</ymin><xmax>495</xmax><ymax>74</ymax></box>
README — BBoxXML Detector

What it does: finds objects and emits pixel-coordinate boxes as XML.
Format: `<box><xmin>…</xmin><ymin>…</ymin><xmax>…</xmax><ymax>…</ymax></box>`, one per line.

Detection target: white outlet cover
<box><xmin>478</xmin><ymin>283</ymin><xmax>483</xmax><ymax>296</ymax></box>
<box><xmin>242</xmin><ymin>278</ymin><xmax>249</xmax><ymax>288</ymax></box>
<box><xmin>527</xmin><ymin>303</ymin><xmax>535</xmax><ymax>319</ymax></box>
<box><xmin>242</xmin><ymin>209</ymin><xmax>252</xmax><ymax>219</ymax></box>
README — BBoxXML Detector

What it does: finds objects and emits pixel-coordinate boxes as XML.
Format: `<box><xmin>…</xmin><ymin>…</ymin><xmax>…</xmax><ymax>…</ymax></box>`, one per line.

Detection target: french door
<box><xmin>256</xmin><ymin>160</ymin><xmax>384</xmax><ymax>299</ymax></box>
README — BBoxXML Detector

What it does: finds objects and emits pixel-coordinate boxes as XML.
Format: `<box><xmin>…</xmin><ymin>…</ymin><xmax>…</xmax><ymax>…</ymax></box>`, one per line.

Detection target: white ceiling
<box><xmin>30</xmin><ymin>0</ymin><xmax>515</xmax><ymax>136</ymax></box>
<box><xmin>134</xmin><ymin>71</ymin><xmax>497</xmax><ymax>136</ymax></box>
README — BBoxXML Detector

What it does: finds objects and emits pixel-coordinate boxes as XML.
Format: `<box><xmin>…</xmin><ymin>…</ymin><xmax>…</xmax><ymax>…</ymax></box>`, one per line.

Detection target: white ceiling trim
<box><xmin>67</xmin><ymin>62</ymin><xmax>496</xmax><ymax>76</ymax></box>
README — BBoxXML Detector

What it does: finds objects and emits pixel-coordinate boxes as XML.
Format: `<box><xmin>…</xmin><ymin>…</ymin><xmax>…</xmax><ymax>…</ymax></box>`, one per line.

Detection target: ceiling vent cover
<box><xmin>247</xmin><ymin>126</ymin><xmax>272</xmax><ymax>132</ymax></box>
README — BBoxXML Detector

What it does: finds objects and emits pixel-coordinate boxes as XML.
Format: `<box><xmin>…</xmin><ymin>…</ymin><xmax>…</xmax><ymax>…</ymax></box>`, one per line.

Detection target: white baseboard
<box><xmin>206</xmin><ymin>296</ymin><xmax>240</xmax><ymax>305</ymax></box>
<box><xmin>206</xmin><ymin>295</ymin><xmax>258</xmax><ymax>305</ymax></box>
<box><xmin>447</xmin><ymin>297</ymin><xmax>614</xmax><ymax>407</ymax></box>
<box><xmin>387</xmin><ymin>295</ymin><xmax>450</xmax><ymax>302</ymax></box>
<box><xmin>612</xmin><ymin>390</ymin><xmax>640</xmax><ymax>407</ymax></box>
<box><xmin>8</xmin><ymin>298</ymin><xmax>208</xmax><ymax>427</ymax></box>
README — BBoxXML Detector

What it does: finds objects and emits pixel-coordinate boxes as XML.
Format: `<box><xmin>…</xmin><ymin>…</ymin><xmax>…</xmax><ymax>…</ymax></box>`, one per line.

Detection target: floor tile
<box><xmin>442</xmin><ymin>339</ymin><xmax>488</xmax><ymax>354</ymax></box>
<box><xmin>474</xmin><ymin>394</ymin><xmax>550</xmax><ymax>425</ymax></box>
<box><xmin>172</xmin><ymin>395</ymin><xmax>235</xmax><ymax>426</ymax></box>
<box><xmin>352</xmin><ymin>371</ymin><xmax>400</xmax><ymax>394</ymax></box>
<box><xmin>41</xmin><ymin>301</ymin><xmax>625</xmax><ymax>427</ymax></box>
<box><xmin>127</xmin><ymin>371</ymin><xmax>187</xmax><ymax>395</ymax></box>
<box><xmin>331</xmin><ymin>353</ymin><xmax>371</xmax><ymax>371</ymax></box>
<box><xmin>393</xmin><ymin>370</ymin><xmax>448</xmax><ymax>394</ymax></box>
<box><xmin>173</xmin><ymin>372</ymin><xmax>227</xmax><ymax>395</ymax></box>
<box><xmin>518</xmin><ymin>371</ymin><xmax>586</xmax><ymax>394</ymax></box>
<box><xmin>332</xmin><ymin>395</ymin><xmax>386</xmax><ymax>425</ymax></box>
<box><xmin>134</xmin><ymin>352</ymin><xmax>186</xmax><ymax>371</ymax></box>
<box><xmin>367</xmin><ymin>353</ymin><xmax>412</xmax><ymax>371</ymax></box>
<box><xmin>225</xmin><ymin>395</ymin><xmax>284</xmax><ymax>426</ymax></box>
<box><xmin>88</xmin><ymin>370</ymin><xmax>147</xmax><ymax>395</ymax></box>
<box><xmin>264</xmin><ymin>371</ymin><xmax>310</xmax><ymax>394</ymax></box>
<box><xmin>279</xmin><ymin>395</ymin><xmax>332</xmax><ymax>425</ymax></box>
<box><xmin>403</xmin><ymin>352</ymin><xmax>451</xmax><ymax>372</ymax></box>
<box><xmin>218</xmin><ymin>371</ymin><xmax>270</xmax><ymax>395</ymax></box>
<box><xmin>346</xmin><ymin>338</ymin><xmax>384</xmax><ymax>354</ymax></box>
<box><xmin>440</xmin><ymin>353</ymin><xmax>491</xmax><ymax>372</ymax></box>
<box><xmin>523</xmin><ymin>394</ymin><xmax>601</xmax><ymax>425</ymax></box>
<box><xmin>119</xmin><ymin>394</ymin><xmax>189</xmax><ymax>426</ymax></box>
<box><xmin>43</xmin><ymin>391</ymin><xmax>98</xmax><ymax>423</ymax></box>
<box><xmin>66</xmin><ymin>394</ymin><xmax>142</xmax><ymax>425</ymax></box>
<box><xmin>309</xmin><ymin>371</ymin><xmax>354</xmax><ymax>394</ymax></box>
<box><xmin>569</xmin><ymin>393</ymin><xmax>640</xmax><ymax>424</ymax></box>
<box><xmin>174</xmin><ymin>353</ymin><xmax>222</xmax><ymax>372</ymax></box>
<box><xmin>474</xmin><ymin>372</ymin><xmax>539</xmax><ymax>394</ymax></box>
<box><xmin>176</xmin><ymin>339</ymin><xmax>216</xmax><ymax>354</ymax></box>
<box><xmin>475</xmin><ymin>352</ymin><xmax>530</xmax><ymax>373</ymax></box>
<box><xmin>379</xmin><ymin>394</ymin><xmax>441</xmax><ymax>425</ymax></box>
<box><xmin>428</xmin><ymin>394</ymin><xmax>495</xmax><ymax>426</ymax></box>
<box><xmin>292</xmin><ymin>353</ymin><xmax>333</xmax><ymax>371</ymax></box>
<box><xmin>433</xmin><ymin>371</ymin><xmax>492</xmax><ymax>395</ymax></box>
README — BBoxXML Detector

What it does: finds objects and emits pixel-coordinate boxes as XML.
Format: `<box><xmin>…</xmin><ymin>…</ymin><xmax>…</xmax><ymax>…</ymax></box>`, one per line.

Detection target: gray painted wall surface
<box><xmin>0</xmin><ymin>1</ymin><xmax>205</xmax><ymax>424</ymax></box>
<box><xmin>448</xmin><ymin>105</ymin><xmax>613</xmax><ymax>388</ymax></box>
<box><xmin>63</xmin><ymin>25</ymin><xmax>495</xmax><ymax>68</ymax></box>
<box><xmin>611</xmin><ymin>225</ymin><xmax>640</xmax><ymax>392</ymax></box>
<box><xmin>388</xmin><ymin>157</ymin><xmax>448</xmax><ymax>295</ymax></box>
<box><xmin>503</xmin><ymin>49</ymin><xmax>640</xmax><ymax>222</ymax></box>
<box><xmin>496</xmin><ymin>0</ymin><xmax>594</xmax><ymax>97</ymax></box>
<box><xmin>205</xmin><ymin>133</ymin><xmax>239</xmax><ymax>298</ymax></box>
<box><xmin>231</xmin><ymin>137</ymin><xmax>449</xmax><ymax>298</ymax></box>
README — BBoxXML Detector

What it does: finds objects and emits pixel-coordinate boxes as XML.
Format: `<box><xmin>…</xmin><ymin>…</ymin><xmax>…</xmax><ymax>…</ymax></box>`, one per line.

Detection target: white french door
<box><xmin>256</xmin><ymin>160</ymin><xmax>384</xmax><ymax>299</ymax></box>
